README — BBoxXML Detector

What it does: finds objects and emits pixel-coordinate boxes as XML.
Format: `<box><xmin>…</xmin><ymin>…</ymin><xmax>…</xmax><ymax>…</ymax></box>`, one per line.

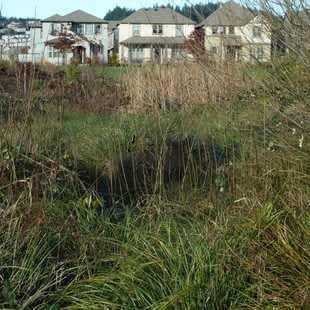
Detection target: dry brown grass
<box><xmin>119</xmin><ymin>60</ymin><xmax>245</xmax><ymax>112</ymax></box>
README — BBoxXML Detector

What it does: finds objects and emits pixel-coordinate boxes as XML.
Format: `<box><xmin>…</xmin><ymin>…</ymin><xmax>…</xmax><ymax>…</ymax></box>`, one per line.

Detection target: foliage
<box><xmin>65</xmin><ymin>60</ymin><xmax>82</xmax><ymax>85</ymax></box>
<box><xmin>104</xmin><ymin>6</ymin><xmax>135</xmax><ymax>20</ymax></box>
<box><xmin>44</xmin><ymin>33</ymin><xmax>78</xmax><ymax>53</ymax></box>
<box><xmin>108</xmin><ymin>53</ymin><xmax>120</xmax><ymax>66</ymax></box>
<box><xmin>173</xmin><ymin>2</ymin><xmax>219</xmax><ymax>22</ymax></box>
<box><xmin>185</xmin><ymin>29</ymin><xmax>206</xmax><ymax>57</ymax></box>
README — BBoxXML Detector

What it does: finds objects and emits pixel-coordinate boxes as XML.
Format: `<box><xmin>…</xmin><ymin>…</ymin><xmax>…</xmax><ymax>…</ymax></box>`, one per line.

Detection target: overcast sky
<box><xmin>0</xmin><ymin>0</ymin><xmax>209</xmax><ymax>19</ymax></box>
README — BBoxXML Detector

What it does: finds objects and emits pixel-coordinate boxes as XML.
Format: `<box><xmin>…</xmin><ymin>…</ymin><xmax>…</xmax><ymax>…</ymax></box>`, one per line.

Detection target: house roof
<box><xmin>42</xmin><ymin>14</ymin><xmax>63</xmax><ymax>22</ymax></box>
<box><xmin>120</xmin><ymin>6</ymin><xmax>195</xmax><ymax>25</ymax></box>
<box><xmin>29</xmin><ymin>21</ymin><xmax>42</xmax><ymax>28</ymax></box>
<box><xmin>119</xmin><ymin>36</ymin><xmax>186</xmax><ymax>45</ymax></box>
<box><xmin>203</xmin><ymin>1</ymin><xmax>255</xmax><ymax>26</ymax></box>
<box><xmin>43</xmin><ymin>10</ymin><xmax>108</xmax><ymax>23</ymax></box>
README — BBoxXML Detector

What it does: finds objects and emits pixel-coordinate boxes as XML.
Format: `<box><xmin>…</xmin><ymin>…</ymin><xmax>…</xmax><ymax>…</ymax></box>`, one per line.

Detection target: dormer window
<box><xmin>153</xmin><ymin>24</ymin><xmax>163</xmax><ymax>35</ymax></box>
<box><xmin>132</xmin><ymin>24</ymin><xmax>140</xmax><ymax>36</ymax></box>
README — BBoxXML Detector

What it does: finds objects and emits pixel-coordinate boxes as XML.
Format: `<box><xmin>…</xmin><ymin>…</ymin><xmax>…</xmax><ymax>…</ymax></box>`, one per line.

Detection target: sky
<box><xmin>0</xmin><ymin>0</ymin><xmax>208</xmax><ymax>19</ymax></box>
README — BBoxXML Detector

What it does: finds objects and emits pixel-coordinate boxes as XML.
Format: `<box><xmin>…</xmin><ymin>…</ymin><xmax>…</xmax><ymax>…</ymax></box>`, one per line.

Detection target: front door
<box><xmin>73</xmin><ymin>46</ymin><xmax>86</xmax><ymax>63</ymax></box>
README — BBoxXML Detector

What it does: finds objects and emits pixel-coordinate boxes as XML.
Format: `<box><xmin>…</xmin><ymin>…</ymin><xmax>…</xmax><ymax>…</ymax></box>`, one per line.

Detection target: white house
<box><xmin>200</xmin><ymin>1</ymin><xmax>272</xmax><ymax>62</ymax></box>
<box><xmin>117</xmin><ymin>6</ymin><xmax>195</xmax><ymax>64</ymax></box>
<box><xmin>20</xmin><ymin>10</ymin><xmax>109</xmax><ymax>65</ymax></box>
<box><xmin>1</xmin><ymin>32</ymin><xmax>30</xmax><ymax>61</ymax></box>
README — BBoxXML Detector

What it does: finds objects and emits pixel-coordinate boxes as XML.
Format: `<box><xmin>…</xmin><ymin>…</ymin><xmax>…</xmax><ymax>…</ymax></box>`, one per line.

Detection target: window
<box><xmin>212</xmin><ymin>26</ymin><xmax>225</xmax><ymax>34</ymax></box>
<box><xmin>176</xmin><ymin>25</ymin><xmax>183</xmax><ymax>37</ymax></box>
<box><xmin>228</xmin><ymin>26</ymin><xmax>235</xmax><ymax>35</ymax></box>
<box><xmin>172</xmin><ymin>47</ymin><xmax>184</xmax><ymax>60</ymax></box>
<box><xmin>50</xmin><ymin>23</ymin><xmax>62</xmax><ymax>34</ymax></box>
<box><xmin>48</xmin><ymin>46</ymin><xmax>59</xmax><ymax>58</ymax></box>
<box><xmin>257</xmin><ymin>47</ymin><xmax>264</xmax><ymax>60</ymax></box>
<box><xmin>132</xmin><ymin>24</ymin><xmax>140</xmax><ymax>36</ymax></box>
<box><xmin>129</xmin><ymin>47</ymin><xmax>144</xmax><ymax>63</ymax></box>
<box><xmin>250</xmin><ymin>46</ymin><xmax>264</xmax><ymax>60</ymax></box>
<box><xmin>95</xmin><ymin>24</ymin><xmax>101</xmax><ymax>34</ymax></box>
<box><xmin>253</xmin><ymin>26</ymin><xmax>262</xmax><ymax>37</ymax></box>
<box><xmin>210</xmin><ymin>46</ymin><xmax>218</xmax><ymax>55</ymax></box>
<box><xmin>218</xmin><ymin>26</ymin><xmax>225</xmax><ymax>34</ymax></box>
<box><xmin>153</xmin><ymin>24</ymin><xmax>163</xmax><ymax>35</ymax></box>
<box><xmin>85</xmin><ymin>24</ymin><xmax>93</xmax><ymax>35</ymax></box>
<box><xmin>76</xmin><ymin>23</ymin><xmax>84</xmax><ymax>34</ymax></box>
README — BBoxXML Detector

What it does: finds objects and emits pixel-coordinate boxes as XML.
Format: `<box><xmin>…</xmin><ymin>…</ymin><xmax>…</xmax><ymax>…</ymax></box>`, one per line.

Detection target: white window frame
<box><xmin>48</xmin><ymin>46</ymin><xmax>59</xmax><ymax>58</ymax></box>
<box><xmin>76</xmin><ymin>23</ymin><xmax>85</xmax><ymax>34</ymax></box>
<box><xmin>132</xmin><ymin>24</ymin><xmax>141</xmax><ymax>36</ymax></box>
<box><xmin>95</xmin><ymin>24</ymin><xmax>101</xmax><ymax>34</ymax></box>
<box><xmin>250</xmin><ymin>46</ymin><xmax>264</xmax><ymax>60</ymax></box>
<box><xmin>228</xmin><ymin>26</ymin><xmax>235</xmax><ymax>35</ymax></box>
<box><xmin>218</xmin><ymin>26</ymin><xmax>225</xmax><ymax>34</ymax></box>
<box><xmin>153</xmin><ymin>24</ymin><xmax>163</xmax><ymax>35</ymax></box>
<box><xmin>176</xmin><ymin>25</ymin><xmax>183</xmax><ymax>37</ymax></box>
<box><xmin>130</xmin><ymin>46</ymin><xmax>144</xmax><ymax>61</ymax></box>
<box><xmin>253</xmin><ymin>26</ymin><xmax>262</xmax><ymax>37</ymax></box>
<box><xmin>85</xmin><ymin>24</ymin><xmax>93</xmax><ymax>35</ymax></box>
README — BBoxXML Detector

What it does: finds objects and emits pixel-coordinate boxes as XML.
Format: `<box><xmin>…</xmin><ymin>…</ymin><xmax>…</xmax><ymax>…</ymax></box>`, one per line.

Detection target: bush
<box><xmin>65</xmin><ymin>60</ymin><xmax>82</xmax><ymax>85</ymax></box>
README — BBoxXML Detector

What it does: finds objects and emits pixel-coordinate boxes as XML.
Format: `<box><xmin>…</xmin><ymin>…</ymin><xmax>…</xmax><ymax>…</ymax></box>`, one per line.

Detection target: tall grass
<box><xmin>1</xmin><ymin>16</ymin><xmax>309</xmax><ymax>309</ymax></box>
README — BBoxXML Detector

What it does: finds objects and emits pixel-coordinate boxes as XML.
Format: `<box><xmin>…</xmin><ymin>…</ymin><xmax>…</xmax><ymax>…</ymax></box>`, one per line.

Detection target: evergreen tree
<box><xmin>104</xmin><ymin>6</ymin><xmax>135</xmax><ymax>21</ymax></box>
<box><xmin>180</xmin><ymin>3</ymin><xmax>219</xmax><ymax>23</ymax></box>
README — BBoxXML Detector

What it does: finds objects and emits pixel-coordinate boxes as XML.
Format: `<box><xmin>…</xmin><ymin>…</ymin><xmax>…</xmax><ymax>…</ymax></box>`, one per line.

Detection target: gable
<box><xmin>203</xmin><ymin>0</ymin><xmax>255</xmax><ymax>26</ymax></box>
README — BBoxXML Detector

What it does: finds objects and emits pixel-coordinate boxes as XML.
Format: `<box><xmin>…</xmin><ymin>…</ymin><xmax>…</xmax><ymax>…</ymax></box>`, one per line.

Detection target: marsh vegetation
<box><xmin>0</xmin><ymin>11</ymin><xmax>309</xmax><ymax>309</ymax></box>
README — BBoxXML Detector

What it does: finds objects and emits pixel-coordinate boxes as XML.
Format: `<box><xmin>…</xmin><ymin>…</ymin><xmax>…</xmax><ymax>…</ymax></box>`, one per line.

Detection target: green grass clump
<box><xmin>61</xmin><ymin>210</ymin><xmax>246</xmax><ymax>309</ymax></box>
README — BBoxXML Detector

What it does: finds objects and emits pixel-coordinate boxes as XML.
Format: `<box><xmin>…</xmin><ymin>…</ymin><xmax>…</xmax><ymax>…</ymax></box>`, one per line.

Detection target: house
<box><xmin>20</xmin><ymin>10</ymin><xmax>109</xmax><ymax>65</ymax></box>
<box><xmin>18</xmin><ymin>21</ymin><xmax>43</xmax><ymax>63</ymax></box>
<box><xmin>1</xmin><ymin>31</ymin><xmax>30</xmax><ymax>61</ymax></box>
<box><xmin>117</xmin><ymin>6</ymin><xmax>195</xmax><ymax>64</ymax></box>
<box><xmin>200</xmin><ymin>1</ymin><xmax>272</xmax><ymax>62</ymax></box>
<box><xmin>7</xmin><ymin>21</ymin><xmax>27</xmax><ymax>33</ymax></box>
